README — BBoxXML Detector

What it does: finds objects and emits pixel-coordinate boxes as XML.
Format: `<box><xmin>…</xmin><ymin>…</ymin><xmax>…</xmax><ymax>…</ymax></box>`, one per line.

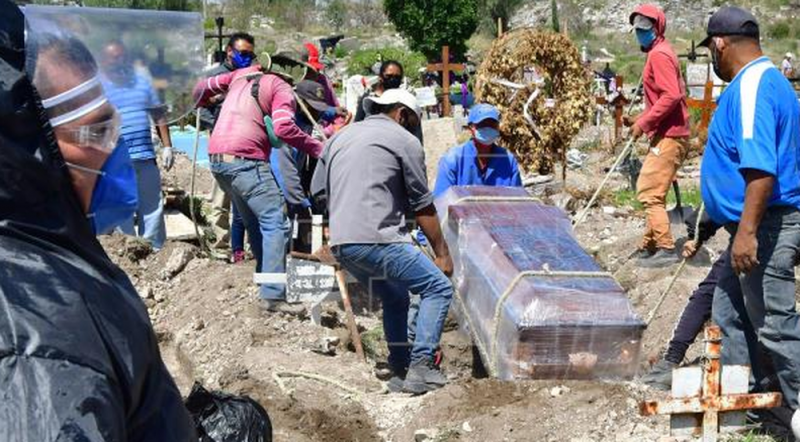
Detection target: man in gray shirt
<box><xmin>313</xmin><ymin>89</ymin><xmax>454</xmax><ymax>394</ymax></box>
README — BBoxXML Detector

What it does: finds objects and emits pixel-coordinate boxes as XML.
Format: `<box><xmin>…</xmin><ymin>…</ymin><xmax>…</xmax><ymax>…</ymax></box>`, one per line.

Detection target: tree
<box><xmin>326</xmin><ymin>0</ymin><xmax>348</xmax><ymax>31</ymax></box>
<box><xmin>551</xmin><ymin>0</ymin><xmax>560</xmax><ymax>33</ymax></box>
<box><xmin>383</xmin><ymin>0</ymin><xmax>478</xmax><ymax>60</ymax></box>
<box><xmin>477</xmin><ymin>0</ymin><xmax>525</xmax><ymax>36</ymax></box>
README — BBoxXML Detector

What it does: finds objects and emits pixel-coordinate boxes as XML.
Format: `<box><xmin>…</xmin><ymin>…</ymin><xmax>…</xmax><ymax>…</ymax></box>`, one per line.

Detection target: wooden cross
<box><xmin>595</xmin><ymin>75</ymin><xmax>628</xmax><ymax>143</ymax></box>
<box><xmin>640</xmin><ymin>326</ymin><xmax>782</xmax><ymax>442</ymax></box>
<box><xmin>687</xmin><ymin>80</ymin><xmax>717</xmax><ymax>135</ymax></box>
<box><xmin>426</xmin><ymin>46</ymin><xmax>465</xmax><ymax>117</ymax></box>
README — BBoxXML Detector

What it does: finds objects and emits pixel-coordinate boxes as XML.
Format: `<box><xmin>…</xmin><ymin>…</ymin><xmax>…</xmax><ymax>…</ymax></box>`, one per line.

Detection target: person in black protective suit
<box><xmin>0</xmin><ymin>1</ymin><xmax>195</xmax><ymax>440</ymax></box>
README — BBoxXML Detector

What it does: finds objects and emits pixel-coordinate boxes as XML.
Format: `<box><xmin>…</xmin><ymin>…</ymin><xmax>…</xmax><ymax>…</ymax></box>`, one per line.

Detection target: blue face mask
<box><xmin>70</xmin><ymin>140</ymin><xmax>138</xmax><ymax>235</ymax></box>
<box><xmin>636</xmin><ymin>28</ymin><xmax>657</xmax><ymax>49</ymax></box>
<box><xmin>474</xmin><ymin>127</ymin><xmax>500</xmax><ymax>146</ymax></box>
<box><xmin>231</xmin><ymin>49</ymin><xmax>254</xmax><ymax>69</ymax></box>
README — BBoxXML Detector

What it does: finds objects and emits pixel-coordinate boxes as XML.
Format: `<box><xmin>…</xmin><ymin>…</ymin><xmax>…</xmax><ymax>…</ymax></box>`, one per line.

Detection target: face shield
<box><xmin>24</xmin><ymin>5</ymin><xmax>205</xmax><ymax>125</ymax></box>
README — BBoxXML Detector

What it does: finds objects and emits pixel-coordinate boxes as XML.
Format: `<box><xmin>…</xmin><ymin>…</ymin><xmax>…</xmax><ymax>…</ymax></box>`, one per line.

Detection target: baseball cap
<box><xmin>699</xmin><ymin>6</ymin><xmax>760</xmax><ymax>47</ymax></box>
<box><xmin>295</xmin><ymin>80</ymin><xmax>329</xmax><ymax>112</ymax></box>
<box><xmin>631</xmin><ymin>14</ymin><xmax>654</xmax><ymax>30</ymax></box>
<box><xmin>467</xmin><ymin>103</ymin><xmax>501</xmax><ymax>125</ymax></box>
<box><xmin>365</xmin><ymin>89</ymin><xmax>421</xmax><ymax>117</ymax></box>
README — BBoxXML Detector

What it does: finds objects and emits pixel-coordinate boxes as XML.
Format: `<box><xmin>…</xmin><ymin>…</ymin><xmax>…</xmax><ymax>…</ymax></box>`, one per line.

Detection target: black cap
<box><xmin>699</xmin><ymin>6</ymin><xmax>759</xmax><ymax>47</ymax></box>
<box><xmin>295</xmin><ymin>80</ymin><xmax>329</xmax><ymax>113</ymax></box>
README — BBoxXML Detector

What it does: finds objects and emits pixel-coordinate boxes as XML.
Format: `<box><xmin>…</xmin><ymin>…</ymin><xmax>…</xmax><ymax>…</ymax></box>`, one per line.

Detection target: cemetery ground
<box><xmin>100</xmin><ymin>123</ymin><xmax>786</xmax><ymax>442</ymax></box>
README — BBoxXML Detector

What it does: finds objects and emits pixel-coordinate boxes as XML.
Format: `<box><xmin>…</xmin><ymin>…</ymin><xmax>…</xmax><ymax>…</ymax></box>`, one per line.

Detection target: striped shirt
<box><xmin>103</xmin><ymin>74</ymin><xmax>161</xmax><ymax>161</ymax></box>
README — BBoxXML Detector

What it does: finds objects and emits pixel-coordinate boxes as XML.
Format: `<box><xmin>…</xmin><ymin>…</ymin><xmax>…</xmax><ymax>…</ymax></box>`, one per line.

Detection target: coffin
<box><xmin>436</xmin><ymin>186</ymin><xmax>645</xmax><ymax>380</ymax></box>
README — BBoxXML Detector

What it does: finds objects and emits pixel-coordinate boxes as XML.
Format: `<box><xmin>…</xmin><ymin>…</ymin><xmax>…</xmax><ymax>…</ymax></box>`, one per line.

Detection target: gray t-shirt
<box><xmin>313</xmin><ymin>114</ymin><xmax>432</xmax><ymax>246</ymax></box>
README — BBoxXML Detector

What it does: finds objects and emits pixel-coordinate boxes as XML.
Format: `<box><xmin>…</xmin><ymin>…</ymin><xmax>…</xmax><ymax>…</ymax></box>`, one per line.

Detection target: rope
<box><xmin>275</xmin><ymin>370</ymin><xmax>364</xmax><ymax>402</ymax></box>
<box><xmin>489</xmin><ymin>268</ymin><xmax>613</xmax><ymax>376</ymax></box>
<box><xmin>572</xmin><ymin>137</ymin><xmax>636</xmax><ymax>228</ymax></box>
<box><xmin>645</xmin><ymin>203</ymin><xmax>706</xmax><ymax>325</ymax></box>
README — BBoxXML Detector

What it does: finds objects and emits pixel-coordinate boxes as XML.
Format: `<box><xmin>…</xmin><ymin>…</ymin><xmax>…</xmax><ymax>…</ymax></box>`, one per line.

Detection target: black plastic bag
<box><xmin>185</xmin><ymin>383</ymin><xmax>272</xmax><ymax>442</ymax></box>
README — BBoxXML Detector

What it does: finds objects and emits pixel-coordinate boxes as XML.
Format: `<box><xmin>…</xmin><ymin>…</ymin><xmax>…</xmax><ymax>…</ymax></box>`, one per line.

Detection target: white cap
<box><xmin>787</xmin><ymin>52</ymin><xmax>794</xmax><ymax>59</ymax></box>
<box><xmin>365</xmin><ymin>89</ymin><xmax>421</xmax><ymax>117</ymax></box>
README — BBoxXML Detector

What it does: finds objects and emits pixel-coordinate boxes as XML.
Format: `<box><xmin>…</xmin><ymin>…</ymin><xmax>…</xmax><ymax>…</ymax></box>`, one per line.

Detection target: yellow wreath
<box><xmin>475</xmin><ymin>30</ymin><xmax>593</xmax><ymax>176</ymax></box>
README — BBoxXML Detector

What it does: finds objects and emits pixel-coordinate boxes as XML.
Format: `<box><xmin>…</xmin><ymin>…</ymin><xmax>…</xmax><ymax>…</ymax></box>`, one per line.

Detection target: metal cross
<box><xmin>640</xmin><ymin>325</ymin><xmax>783</xmax><ymax>442</ymax></box>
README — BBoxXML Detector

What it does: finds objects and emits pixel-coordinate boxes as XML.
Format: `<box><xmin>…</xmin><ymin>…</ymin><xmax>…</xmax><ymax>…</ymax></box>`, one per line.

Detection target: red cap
<box><xmin>303</xmin><ymin>42</ymin><xmax>324</xmax><ymax>71</ymax></box>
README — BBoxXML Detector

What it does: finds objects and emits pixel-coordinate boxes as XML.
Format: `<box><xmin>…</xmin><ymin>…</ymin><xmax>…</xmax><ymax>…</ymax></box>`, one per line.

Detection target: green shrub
<box><xmin>768</xmin><ymin>21</ymin><xmax>791</xmax><ymax>40</ymax></box>
<box><xmin>347</xmin><ymin>48</ymin><xmax>428</xmax><ymax>83</ymax></box>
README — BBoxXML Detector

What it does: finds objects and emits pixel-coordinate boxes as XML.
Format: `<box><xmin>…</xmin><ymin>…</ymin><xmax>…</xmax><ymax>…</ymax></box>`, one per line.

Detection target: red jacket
<box><xmin>632</xmin><ymin>4</ymin><xmax>691</xmax><ymax>139</ymax></box>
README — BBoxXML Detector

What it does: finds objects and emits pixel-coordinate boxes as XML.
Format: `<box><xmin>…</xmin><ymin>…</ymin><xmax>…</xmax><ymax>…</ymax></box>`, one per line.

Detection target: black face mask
<box><xmin>382</xmin><ymin>75</ymin><xmax>402</xmax><ymax>90</ymax></box>
<box><xmin>710</xmin><ymin>42</ymin><xmax>725</xmax><ymax>81</ymax></box>
<box><xmin>398</xmin><ymin>110</ymin><xmax>418</xmax><ymax>134</ymax></box>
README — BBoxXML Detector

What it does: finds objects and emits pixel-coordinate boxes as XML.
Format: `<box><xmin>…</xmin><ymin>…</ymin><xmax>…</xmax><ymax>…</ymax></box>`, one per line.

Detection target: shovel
<box><xmin>667</xmin><ymin>180</ymin><xmax>695</xmax><ymax>225</ymax></box>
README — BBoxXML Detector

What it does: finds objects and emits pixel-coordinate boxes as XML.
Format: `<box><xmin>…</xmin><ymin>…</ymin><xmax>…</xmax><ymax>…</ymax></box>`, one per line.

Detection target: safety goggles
<box><xmin>52</xmin><ymin>111</ymin><xmax>121</xmax><ymax>153</ymax></box>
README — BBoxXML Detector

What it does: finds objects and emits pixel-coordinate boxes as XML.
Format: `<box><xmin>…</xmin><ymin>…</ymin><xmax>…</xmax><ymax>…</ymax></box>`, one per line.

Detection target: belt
<box><xmin>209</xmin><ymin>153</ymin><xmax>255</xmax><ymax>163</ymax></box>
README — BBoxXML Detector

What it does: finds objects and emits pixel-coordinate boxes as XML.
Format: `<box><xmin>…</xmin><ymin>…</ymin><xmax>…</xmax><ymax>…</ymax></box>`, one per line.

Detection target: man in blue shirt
<box><xmin>699</xmin><ymin>8</ymin><xmax>800</xmax><ymax>434</ymax></box>
<box><xmin>433</xmin><ymin>103</ymin><xmax>522</xmax><ymax>197</ymax></box>
<box><xmin>101</xmin><ymin>41</ymin><xmax>173</xmax><ymax>250</ymax></box>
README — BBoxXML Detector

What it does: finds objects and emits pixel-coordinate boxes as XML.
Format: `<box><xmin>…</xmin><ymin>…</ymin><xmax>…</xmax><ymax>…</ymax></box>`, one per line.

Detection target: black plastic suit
<box><xmin>0</xmin><ymin>1</ymin><xmax>195</xmax><ymax>440</ymax></box>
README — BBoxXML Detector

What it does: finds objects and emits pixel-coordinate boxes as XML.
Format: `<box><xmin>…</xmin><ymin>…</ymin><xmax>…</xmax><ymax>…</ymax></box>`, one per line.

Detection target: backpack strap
<box><xmin>249</xmin><ymin>73</ymin><xmax>265</xmax><ymax>116</ymax></box>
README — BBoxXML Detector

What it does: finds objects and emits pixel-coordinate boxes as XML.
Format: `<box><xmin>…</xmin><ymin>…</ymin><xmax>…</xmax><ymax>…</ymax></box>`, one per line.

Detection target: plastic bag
<box><xmin>185</xmin><ymin>383</ymin><xmax>273</xmax><ymax>442</ymax></box>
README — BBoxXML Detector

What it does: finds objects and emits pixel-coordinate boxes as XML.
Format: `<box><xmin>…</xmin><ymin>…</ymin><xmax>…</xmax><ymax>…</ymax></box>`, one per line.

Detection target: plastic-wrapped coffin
<box><xmin>436</xmin><ymin>186</ymin><xmax>645</xmax><ymax>380</ymax></box>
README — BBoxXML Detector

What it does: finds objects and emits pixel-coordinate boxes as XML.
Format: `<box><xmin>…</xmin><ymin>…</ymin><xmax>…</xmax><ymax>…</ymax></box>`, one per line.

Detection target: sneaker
<box><xmin>403</xmin><ymin>358</ymin><xmax>447</xmax><ymax>395</ymax></box>
<box><xmin>231</xmin><ymin>250</ymin><xmax>246</xmax><ymax>264</ymax></box>
<box><xmin>261</xmin><ymin>299</ymin><xmax>307</xmax><ymax>317</ymax></box>
<box><xmin>792</xmin><ymin>408</ymin><xmax>800</xmax><ymax>440</ymax></box>
<box><xmin>640</xmin><ymin>359</ymin><xmax>677</xmax><ymax>391</ymax></box>
<box><xmin>637</xmin><ymin>248</ymin><xmax>680</xmax><ymax>268</ymax></box>
<box><xmin>386</xmin><ymin>367</ymin><xmax>408</xmax><ymax>393</ymax></box>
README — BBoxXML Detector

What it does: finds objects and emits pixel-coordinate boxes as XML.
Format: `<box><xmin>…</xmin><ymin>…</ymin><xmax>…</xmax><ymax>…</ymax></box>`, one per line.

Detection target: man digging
<box><xmin>625</xmin><ymin>4</ymin><xmax>691</xmax><ymax>268</ymax></box>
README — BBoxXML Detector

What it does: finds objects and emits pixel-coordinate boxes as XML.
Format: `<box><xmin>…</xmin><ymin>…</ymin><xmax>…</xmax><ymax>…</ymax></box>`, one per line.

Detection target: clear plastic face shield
<box><xmin>24</xmin><ymin>5</ymin><xmax>205</xmax><ymax>125</ymax></box>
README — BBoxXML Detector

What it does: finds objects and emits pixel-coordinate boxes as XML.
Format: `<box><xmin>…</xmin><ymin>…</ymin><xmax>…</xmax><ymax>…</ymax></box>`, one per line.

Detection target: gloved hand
<box><xmin>161</xmin><ymin>146</ymin><xmax>175</xmax><ymax>171</ymax></box>
<box><xmin>311</xmin><ymin>127</ymin><xmax>325</xmax><ymax>142</ymax></box>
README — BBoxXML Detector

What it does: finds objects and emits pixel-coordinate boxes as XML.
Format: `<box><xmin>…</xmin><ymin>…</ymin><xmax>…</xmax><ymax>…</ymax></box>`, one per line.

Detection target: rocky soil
<box><xmin>97</xmin><ymin>124</ymin><xmax>786</xmax><ymax>441</ymax></box>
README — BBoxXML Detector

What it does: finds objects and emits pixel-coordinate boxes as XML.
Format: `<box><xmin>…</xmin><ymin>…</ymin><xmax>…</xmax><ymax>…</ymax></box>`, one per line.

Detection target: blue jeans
<box><xmin>712</xmin><ymin>206</ymin><xmax>800</xmax><ymax>408</ymax></box>
<box><xmin>211</xmin><ymin>159</ymin><xmax>288</xmax><ymax>300</ymax></box>
<box><xmin>230</xmin><ymin>202</ymin><xmax>246</xmax><ymax>253</ymax></box>
<box><xmin>120</xmin><ymin>159</ymin><xmax>166</xmax><ymax>249</ymax></box>
<box><xmin>333</xmin><ymin>243</ymin><xmax>453</xmax><ymax>371</ymax></box>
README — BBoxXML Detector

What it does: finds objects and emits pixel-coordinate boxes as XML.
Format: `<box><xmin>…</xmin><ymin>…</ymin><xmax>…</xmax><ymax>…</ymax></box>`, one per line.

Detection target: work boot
<box><xmin>403</xmin><ymin>358</ymin><xmax>447</xmax><ymax>395</ymax></box>
<box><xmin>637</xmin><ymin>248</ymin><xmax>680</xmax><ymax>268</ymax></box>
<box><xmin>629</xmin><ymin>248</ymin><xmax>654</xmax><ymax>260</ymax></box>
<box><xmin>261</xmin><ymin>299</ymin><xmax>307</xmax><ymax>317</ymax></box>
<box><xmin>386</xmin><ymin>367</ymin><xmax>408</xmax><ymax>393</ymax></box>
<box><xmin>640</xmin><ymin>359</ymin><xmax>677</xmax><ymax>391</ymax></box>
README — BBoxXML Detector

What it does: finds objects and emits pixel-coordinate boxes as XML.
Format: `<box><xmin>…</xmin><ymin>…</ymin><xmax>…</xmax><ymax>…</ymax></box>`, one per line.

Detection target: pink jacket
<box><xmin>632</xmin><ymin>4</ymin><xmax>691</xmax><ymax>139</ymax></box>
<box><xmin>194</xmin><ymin>66</ymin><xmax>324</xmax><ymax>160</ymax></box>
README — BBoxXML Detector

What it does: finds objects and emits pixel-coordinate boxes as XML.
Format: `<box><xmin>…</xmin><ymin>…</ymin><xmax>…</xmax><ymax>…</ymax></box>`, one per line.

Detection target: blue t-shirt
<box><xmin>701</xmin><ymin>56</ymin><xmax>800</xmax><ymax>224</ymax></box>
<box><xmin>433</xmin><ymin>139</ymin><xmax>523</xmax><ymax>198</ymax></box>
<box><xmin>103</xmin><ymin>74</ymin><xmax>162</xmax><ymax>161</ymax></box>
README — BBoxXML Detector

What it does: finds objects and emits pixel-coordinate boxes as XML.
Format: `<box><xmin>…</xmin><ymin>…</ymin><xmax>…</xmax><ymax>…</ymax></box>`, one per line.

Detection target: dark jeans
<box><xmin>211</xmin><ymin>158</ymin><xmax>288</xmax><ymax>300</ymax></box>
<box><xmin>663</xmin><ymin>251</ymin><xmax>726</xmax><ymax>364</ymax></box>
<box><xmin>712</xmin><ymin>207</ymin><xmax>800</xmax><ymax>408</ymax></box>
<box><xmin>230</xmin><ymin>202</ymin><xmax>246</xmax><ymax>253</ymax></box>
<box><xmin>333</xmin><ymin>243</ymin><xmax>453</xmax><ymax>372</ymax></box>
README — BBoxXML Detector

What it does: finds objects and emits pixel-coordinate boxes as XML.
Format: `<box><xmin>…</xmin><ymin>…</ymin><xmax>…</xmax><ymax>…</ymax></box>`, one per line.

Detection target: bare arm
<box><xmin>731</xmin><ymin>170</ymin><xmax>774</xmax><ymax>274</ymax></box>
<box><xmin>415</xmin><ymin>204</ymin><xmax>453</xmax><ymax>277</ymax></box>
